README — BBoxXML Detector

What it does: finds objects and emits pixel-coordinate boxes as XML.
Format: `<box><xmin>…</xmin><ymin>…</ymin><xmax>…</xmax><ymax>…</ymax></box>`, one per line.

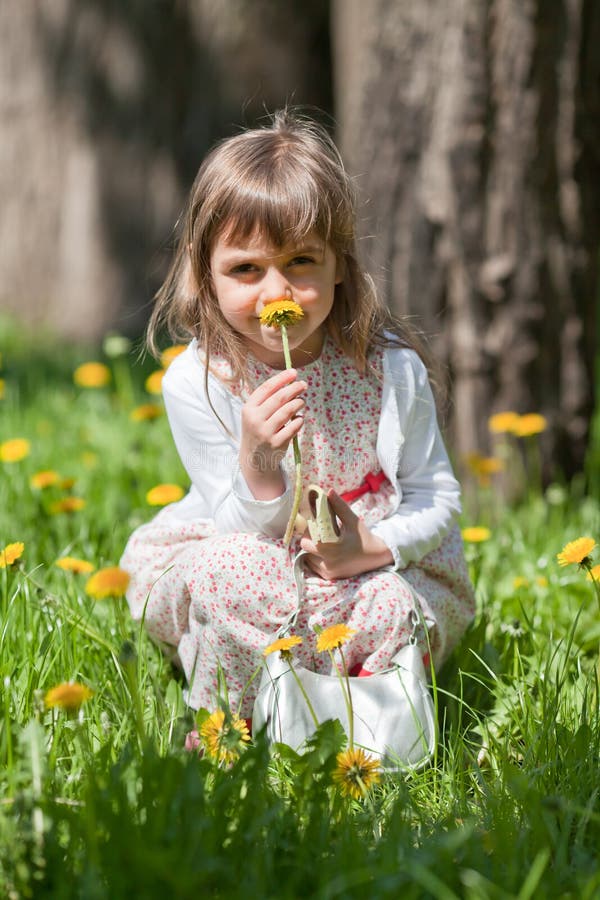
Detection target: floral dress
<box><xmin>120</xmin><ymin>340</ymin><xmax>475</xmax><ymax>716</ymax></box>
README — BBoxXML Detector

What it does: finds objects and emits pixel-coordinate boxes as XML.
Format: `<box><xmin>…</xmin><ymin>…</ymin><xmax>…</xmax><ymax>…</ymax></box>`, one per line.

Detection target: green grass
<box><xmin>1</xmin><ymin>313</ymin><xmax>600</xmax><ymax>899</ymax></box>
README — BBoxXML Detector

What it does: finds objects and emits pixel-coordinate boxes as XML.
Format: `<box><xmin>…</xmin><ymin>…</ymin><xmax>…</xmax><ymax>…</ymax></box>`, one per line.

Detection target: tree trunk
<box><xmin>332</xmin><ymin>0</ymin><xmax>599</xmax><ymax>479</ymax></box>
<box><xmin>0</xmin><ymin>0</ymin><xmax>331</xmax><ymax>341</ymax></box>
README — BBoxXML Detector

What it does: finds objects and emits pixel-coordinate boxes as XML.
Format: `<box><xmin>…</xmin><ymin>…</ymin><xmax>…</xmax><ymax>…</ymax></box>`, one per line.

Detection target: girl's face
<box><xmin>210</xmin><ymin>227</ymin><xmax>342</xmax><ymax>368</ymax></box>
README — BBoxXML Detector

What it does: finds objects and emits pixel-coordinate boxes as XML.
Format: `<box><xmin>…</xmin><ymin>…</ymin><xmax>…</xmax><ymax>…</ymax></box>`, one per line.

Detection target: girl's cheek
<box><xmin>225</xmin><ymin>302</ymin><xmax>257</xmax><ymax>323</ymax></box>
<box><xmin>233</xmin><ymin>294</ymin><xmax>258</xmax><ymax>314</ymax></box>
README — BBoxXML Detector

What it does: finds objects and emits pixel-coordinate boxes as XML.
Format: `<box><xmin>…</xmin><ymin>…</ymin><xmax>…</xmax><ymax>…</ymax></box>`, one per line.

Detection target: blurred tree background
<box><xmin>1</xmin><ymin>0</ymin><xmax>598</xmax><ymax>475</ymax></box>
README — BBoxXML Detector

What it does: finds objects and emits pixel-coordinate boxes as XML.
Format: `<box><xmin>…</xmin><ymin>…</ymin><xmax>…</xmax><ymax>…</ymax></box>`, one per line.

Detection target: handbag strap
<box><xmin>275</xmin><ymin>550</ymin><xmax>308</xmax><ymax>637</ymax></box>
<box><xmin>277</xmin><ymin>551</ymin><xmax>424</xmax><ymax>647</ymax></box>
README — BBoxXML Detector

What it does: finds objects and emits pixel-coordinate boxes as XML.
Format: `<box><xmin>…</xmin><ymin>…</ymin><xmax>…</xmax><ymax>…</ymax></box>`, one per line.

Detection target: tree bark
<box><xmin>0</xmin><ymin>0</ymin><xmax>331</xmax><ymax>340</ymax></box>
<box><xmin>332</xmin><ymin>0</ymin><xmax>599</xmax><ymax>478</ymax></box>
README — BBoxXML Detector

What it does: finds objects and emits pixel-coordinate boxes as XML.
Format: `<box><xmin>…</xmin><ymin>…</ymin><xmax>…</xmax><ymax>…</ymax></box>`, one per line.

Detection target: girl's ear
<box><xmin>335</xmin><ymin>254</ymin><xmax>345</xmax><ymax>285</ymax></box>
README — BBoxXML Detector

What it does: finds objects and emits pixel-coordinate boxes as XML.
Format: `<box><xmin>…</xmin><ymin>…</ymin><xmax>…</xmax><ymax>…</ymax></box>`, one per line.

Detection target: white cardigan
<box><xmin>159</xmin><ymin>340</ymin><xmax>462</xmax><ymax>570</ymax></box>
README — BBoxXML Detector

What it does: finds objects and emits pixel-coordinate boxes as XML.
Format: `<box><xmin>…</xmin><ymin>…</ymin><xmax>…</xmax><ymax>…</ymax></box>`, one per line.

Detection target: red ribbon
<box><xmin>340</xmin><ymin>470</ymin><xmax>389</xmax><ymax>504</ymax></box>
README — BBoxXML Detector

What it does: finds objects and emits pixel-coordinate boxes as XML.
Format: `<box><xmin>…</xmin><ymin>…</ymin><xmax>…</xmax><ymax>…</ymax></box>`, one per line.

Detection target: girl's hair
<box><xmin>147</xmin><ymin>108</ymin><xmax>433</xmax><ymax>385</ymax></box>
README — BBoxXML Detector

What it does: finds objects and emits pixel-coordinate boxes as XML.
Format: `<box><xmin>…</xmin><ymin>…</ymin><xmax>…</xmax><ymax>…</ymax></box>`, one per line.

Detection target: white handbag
<box><xmin>252</xmin><ymin>554</ymin><xmax>437</xmax><ymax>771</ymax></box>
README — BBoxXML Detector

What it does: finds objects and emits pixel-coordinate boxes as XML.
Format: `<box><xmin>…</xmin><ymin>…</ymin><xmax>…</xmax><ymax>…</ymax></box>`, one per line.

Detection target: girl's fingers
<box><xmin>326</xmin><ymin>490</ymin><xmax>358</xmax><ymax>527</ymax></box>
<box><xmin>299</xmin><ymin>536</ymin><xmax>319</xmax><ymax>556</ymax></box>
<box><xmin>243</xmin><ymin>393</ymin><xmax>304</xmax><ymax>439</ymax></box>
<box><xmin>268</xmin><ymin>397</ymin><xmax>305</xmax><ymax>433</ymax></box>
<box><xmin>246</xmin><ymin>377</ymin><xmax>306</xmax><ymax>422</ymax></box>
<box><xmin>242</xmin><ymin>370</ymin><xmax>306</xmax><ymax>456</ymax></box>
<box><xmin>268</xmin><ymin>410</ymin><xmax>304</xmax><ymax>449</ymax></box>
<box><xmin>244</xmin><ymin>374</ymin><xmax>306</xmax><ymax>436</ymax></box>
<box><xmin>249</xmin><ymin>368</ymin><xmax>301</xmax><ymax>404</ymax></box>
<box><xmin>266</xmin><ymin>380</ymin><xmax>307</xmax><ymax>415</ymax></box>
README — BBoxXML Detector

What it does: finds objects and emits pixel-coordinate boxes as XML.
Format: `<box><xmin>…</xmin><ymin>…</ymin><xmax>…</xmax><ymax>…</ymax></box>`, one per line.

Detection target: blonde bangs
<box><xmin>219</xmin><ymin>183</ymin><xmax>331</xmax><ymax>250</ymax></box>
<box><xmin>209</xmin><ymin>155</ymin><xmax>338</xmax><ymax>251</ymax></box>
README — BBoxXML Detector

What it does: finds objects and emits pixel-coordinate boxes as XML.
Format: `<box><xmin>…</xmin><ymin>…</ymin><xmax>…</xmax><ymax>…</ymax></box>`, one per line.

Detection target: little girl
<box><xmin>120</xmin><ymin>110</ymin><xmax>475</xmax><ymax>718</ymax></box>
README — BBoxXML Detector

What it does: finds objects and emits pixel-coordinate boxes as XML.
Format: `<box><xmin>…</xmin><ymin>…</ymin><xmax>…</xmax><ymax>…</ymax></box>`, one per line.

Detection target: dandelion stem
<box><xmin>287</xmin><ymin>657</ymin><xmax>320</xmax><ymax>731</ymax></box>
<box><xmin>280</xmin><ymin>323</ymin><xmax>302</xmax><ymax>546</ymax></box>
<box><xmin>339</xmin><ymin>646</ymin><xmax>355</xmax><ymax>749</ymax></box>
<box><xmin>328</xmin><ymin>646</ymin><xmax>354</xmax><ymax>749</ymax></box>
<box><xmin>236</xmin><ymin>662</ymin><xmax>263</xmax><ymax>718</ymax></box>
<box><xmin>113</xmin><ymin>357</ymin><xmax>135</xmax><ymax>408</ymax></box>
<box><xmin>583</xmin><ymin>562</ymin><xmax>600</xmax><ymax>615</ymax></box>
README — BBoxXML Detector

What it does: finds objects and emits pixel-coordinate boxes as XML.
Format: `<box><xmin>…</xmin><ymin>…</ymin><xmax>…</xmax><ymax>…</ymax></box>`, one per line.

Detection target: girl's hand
<box><xmin>300</xmin><ymin>490</ymin><xmax>394</xmax><ymax>580</ymax></box>
<box><xmin>239</xmin><ymin>368</ymin><xmax>306</xmax><ymax>500</ymax></box>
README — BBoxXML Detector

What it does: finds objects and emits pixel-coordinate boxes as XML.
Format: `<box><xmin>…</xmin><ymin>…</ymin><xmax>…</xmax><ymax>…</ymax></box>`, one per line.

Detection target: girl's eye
<box><xmin>230</xmin><ymin>263</ymin><xmax>257</xmax><ymax>275</ymax></box>
<box><xmin>289</xmin><ymin>256</ymin><xmax>315</xmax><ymax>266</ymax></box>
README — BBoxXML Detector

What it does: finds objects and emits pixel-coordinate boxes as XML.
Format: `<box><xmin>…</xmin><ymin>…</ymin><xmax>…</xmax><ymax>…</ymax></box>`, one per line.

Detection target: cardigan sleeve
<box><xmin>161</xmin><ymin>348</ymin><xmax>293</xmax><ymax>538</ymax></box>
<box><xmin>370</xmin><ymin>349</ymin><xmax>462</xmax><ymax>569</ymax></box>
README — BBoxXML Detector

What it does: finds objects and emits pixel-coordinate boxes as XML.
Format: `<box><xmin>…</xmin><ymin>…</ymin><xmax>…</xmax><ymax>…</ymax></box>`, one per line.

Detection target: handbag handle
<box><xmin>277</xmin><ymin>552</ymin><xmax>424</xmax><ymax>648</ymax></box>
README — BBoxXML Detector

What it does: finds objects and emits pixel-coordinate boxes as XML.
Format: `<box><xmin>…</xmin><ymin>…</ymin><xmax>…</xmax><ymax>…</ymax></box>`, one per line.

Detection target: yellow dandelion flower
<box><xmin>55</xmin><ymin>557</ymin><xmax>95</xmax><ymax>575</ymax></box>
<box><xmin>512</xmin><ymin>413</ymin><xmax>548</xmax><ymax>437</ymax></box>
<box><xmin>476</xmin><ymin>456</ymin><xmax>504</xmax><ymax>475</ymax></box>
<box><xmin>49</xmin><ymin>497</ymin><xmax>86</xmax><ymax>514</ymax></box>
<box><xmin>465</xmin><ymin>454</ymin><xmax>504</xmax><ymax>487</ymax></box>
<box><xmin>160</xmin><ymin>345</ymin><xmax>187</xmax><ymax>369</ymax></box>
<box><xmin>264</xmin><ymin>635</ymin><xmax>303</xmax><ymax>656</ymax></box>
<box><xmin>259</xmin><ymin>298</ymin><xmax>305</xmax><ymax>328</ymax></box>
<box><xmin>59</xmin><ymin>477</ymin><xmax>76</xmax><ymax>490</ymax></box>
<box><xmin>200</xmin><ymin>709</ymin><xmax>251</xmax><ymax>766</ymax></box>
<box><xmin>146</xmin><ymin>484</ymin><xmax>185</xmax><ymax>506</ymax></box>
<box><xmin>130</xmin><ymin>403</ymin><xmax>163</xmax><ymax>422</ymax></box>
<box><xmin>557</xmin><ymin>537</ymin><xmax>596</xmax><ymax>568</ymax></box>
<box><xmin>586</xmin><ymin>565</ymin><xmax>600</xmax><ymax>583</ymax></box>
<box><xmin>30</xmin><ymin>470</ymin><xmax>60</xmax><ymax>489</ymax></box>
<box><xmin>514</xmin><ymin>575</ymin><xmax>547</xmax><ymax>591</ymax></box>
<box><xmin>0</xmin><ymin>438</ymin><xmax>31</xmax><ymax>463</ymax></box>
<box><xmin>332</xmin><ymin>747</ymin><xmax>381</xmax><ymax>800</ymax></box>
<box><xmin>0</xmin><ymin>542</ymin><xmax>24</xmax><ymax>568</ymax></box>
<box><xmin>465</xmin><ymin>453</ymin><xmax>504</xmax><ymax>476</ymax></box>
<box><xmin>316</xmin><ymin>623</ymin><xmax>356</xmax><ymax>653</ymax></box>
<box><xmin>488</xmin><ymin>411</ymin><xmax>521</xmax><ymax>434</ymax></box>
<box><xmin>85</xmin><ymin>566</ymin><xmax>130</xmax><ymax>599</ymax></box>
<box><xmin>145</xmin><ymin>370</ymin><xmax>165</xmax><ymax>395</ymax></box>
<box><xmin>45</xmin><ymin>682</ymin><xmax>93</xmax><ymax>711</ymax></box>
<box><xmin>73</xmin><ymin>362</ymin><xmax>111</xmax><ymax>388</ymax></box>
<box><xmin>461</xmin><ymin>526</ymin><xmax>492</xmax><ymax>543</ymax></box>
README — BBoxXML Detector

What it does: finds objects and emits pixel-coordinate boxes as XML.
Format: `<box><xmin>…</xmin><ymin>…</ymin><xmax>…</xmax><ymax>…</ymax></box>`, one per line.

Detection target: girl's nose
<box><xmin>261</xmin><ymin>267</ymin><xmax>292</xmax><ymax>303</ymax></box>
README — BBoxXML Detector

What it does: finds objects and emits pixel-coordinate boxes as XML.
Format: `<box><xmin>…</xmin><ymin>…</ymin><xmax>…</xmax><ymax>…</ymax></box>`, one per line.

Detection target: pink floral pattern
<box><xmin>121</xmin><ymin>340</ymin><xmax>475</xmax><ymax>716</ymax></box>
